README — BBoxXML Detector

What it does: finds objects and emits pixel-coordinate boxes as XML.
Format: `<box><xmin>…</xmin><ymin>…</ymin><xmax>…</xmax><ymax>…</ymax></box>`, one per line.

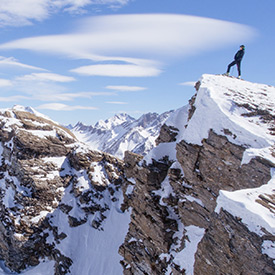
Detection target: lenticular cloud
<box><xmin>0</xmin><ymin>14</ymin><xmax>255</xmax><ymax>59</ymax></box>
<box><xmin>0</xmin><ymin>14</ymin><xmax>256</xmax><ymax>77</ymax></box>
<box><xmin>76</xmin><ymin>14</ymin><xmax>255</xmax><ymax>58</ymax></box>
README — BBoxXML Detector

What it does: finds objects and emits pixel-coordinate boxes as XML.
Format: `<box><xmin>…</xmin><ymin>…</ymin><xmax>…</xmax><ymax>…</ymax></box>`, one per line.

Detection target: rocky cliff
<box><xmin>119</xmin><ymin>74</ymin><xmax>275</xmax><ymax>274</ymax></box>
<box><xmin>0</xmin><ymin>74</ymin><xmax>274</xmax><ymax>275</ymax></box>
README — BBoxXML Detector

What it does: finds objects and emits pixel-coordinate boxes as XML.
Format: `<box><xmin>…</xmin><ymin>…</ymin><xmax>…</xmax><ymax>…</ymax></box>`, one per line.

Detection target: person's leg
<box><xmin>227</xmin><ymin>60</ymin><xmax>236</xmax><ymax>73</ymax></box>
<box><xmin>236</xmin><ymin>61</ymin><xmax>241</xmax><ymax>76</ymax></box>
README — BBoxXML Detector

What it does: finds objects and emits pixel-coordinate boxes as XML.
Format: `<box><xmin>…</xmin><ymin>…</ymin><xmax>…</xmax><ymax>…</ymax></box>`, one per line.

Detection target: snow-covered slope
<box><xmin>71</xmin><ymin>111</ymin><xmax>172</xmax><ymax>159</ymax></box>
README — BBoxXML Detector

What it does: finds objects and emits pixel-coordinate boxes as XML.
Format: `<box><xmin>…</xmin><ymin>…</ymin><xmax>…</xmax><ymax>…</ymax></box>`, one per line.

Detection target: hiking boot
<box><xmin>238</xmin><ymin>75</ymin><xmax>241</xmax><ymax>79</ymax></box>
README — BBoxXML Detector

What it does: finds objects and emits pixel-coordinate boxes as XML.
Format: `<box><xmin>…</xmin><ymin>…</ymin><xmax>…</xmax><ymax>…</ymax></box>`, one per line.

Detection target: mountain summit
<box><xmin>0</xmin><ymin>74</ymin><xmax>274</xmax><ymax>274</ymax></box>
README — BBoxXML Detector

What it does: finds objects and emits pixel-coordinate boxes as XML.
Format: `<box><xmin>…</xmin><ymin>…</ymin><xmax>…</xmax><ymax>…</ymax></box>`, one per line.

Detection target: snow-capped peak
<box><xmin>165</xmin><ymin>74</ymin><xmax>275</xmax><ymax>163</ymax></box>
<box><xmin>94</xmin><ymin>113</ymin><xmax>135</xmax><ymax>130</ymax></box>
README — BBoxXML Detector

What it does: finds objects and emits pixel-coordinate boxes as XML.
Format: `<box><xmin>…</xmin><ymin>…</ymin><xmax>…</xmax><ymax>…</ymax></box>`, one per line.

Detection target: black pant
<box><xmin>227</xmin><ymin>60</ymin><xmax>241</xmax><ymax>76</ymax></box>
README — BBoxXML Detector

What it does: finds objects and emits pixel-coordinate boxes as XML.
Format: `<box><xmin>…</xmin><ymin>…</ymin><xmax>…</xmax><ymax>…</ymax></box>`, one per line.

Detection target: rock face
<box><xmin>119</xmin><ymin>75</ymin><xmax>275</xmax><ymax>274</ymax></box>
<box><xmin>119</xmin><ymin>133</ymin><xmax>275</xmax><ymax>274</ymax></box>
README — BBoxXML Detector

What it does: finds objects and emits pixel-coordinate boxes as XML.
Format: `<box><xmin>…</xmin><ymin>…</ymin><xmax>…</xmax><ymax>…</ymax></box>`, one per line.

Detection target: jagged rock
<box><xmin>155</xmin><ymin>124</ymin><xmax>179</xmax><ymax>145</ymax></box>
<box><xmin>13</xmin><ymin>131</ymin><xmax>70</xmax><ymax>159</ymax></box>
<box><xmin>194</xmin><ymin>210</ymin><xmax>275</xmax><ymax>275</ymax></box>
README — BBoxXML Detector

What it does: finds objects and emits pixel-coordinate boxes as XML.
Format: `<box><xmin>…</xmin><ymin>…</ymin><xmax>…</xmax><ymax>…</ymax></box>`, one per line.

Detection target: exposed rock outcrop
<box><xmin>120</xmin><ymin>131</ymin><xmax>275</xmax><ymax>274</ymax></box>
<box><xmin>119</xmin><ymin>75</ymin><xmax>275</xmax><ymax>274</ymax></box>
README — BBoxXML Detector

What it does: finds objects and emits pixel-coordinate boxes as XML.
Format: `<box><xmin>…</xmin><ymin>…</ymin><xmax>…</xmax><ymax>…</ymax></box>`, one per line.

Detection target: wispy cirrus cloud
<box><xmin>0</xmin><ymin>56</ymin><xmax>47</xmax><ymax>71</ymax></box>
<box><xmin>16</xmin><ymin>72</ymin><xmax>76</xmax><ymax>82</ymax></box>
<box><xmin>36</xmin><ymin>102</ymin><xmax>98</xmax><ymax>111</ymax></box>
<box><xmin>179</xmin><ymin>81</ymin><xmax>196</xmax><ymax>87</ymax></box>
<box><xmin>0</xmin><ymin>90</ymin><xmax>113</xmax><ymax>103</ymax></box>
<box><xmin>0</xmin><ymin>0</ymin><xmax>130</xmax><ymax>27</ymax></box>
<box><xmin>106</xmin><ymin>101</ymin><xmax>127</xmax><ymax>105</ymax></box>
<box><xmin>33</xmin><ymin>91</ymin><xmax>114</xmax><ymax>101</ymax></box>
<box><xmin>11</xmin><ymin>72</ymin><xmax>74</xmax><ymax>98</ymax></box>
<box><xmin>106</xmin><ymin>85</ymin><xmax>147</xmax><ymax>92</ymax></box>
<box><xmin>71</xmin><ymin>64</ymin><xmax>161</xmax><ymax>77</ymax></box>
<box><xmin>0</xmin><ymin>14</ymin><xmax>256</xmax><ymax>78</ymax></box>
<box><xmin>0</xmin><ymin>95</ymin><xmax>30</xmax><ymax>102</ymax></box>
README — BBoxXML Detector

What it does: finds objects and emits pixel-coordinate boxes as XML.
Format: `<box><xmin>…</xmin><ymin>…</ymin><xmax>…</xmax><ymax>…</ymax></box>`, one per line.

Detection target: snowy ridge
<box><xmin>148</xmin><ymin>73</ymin><xmax>275</xmax><ymax>168</ymax></box>
<box><xmin>167</xmin><ymin>74</ymin><xmax>274</xmax><ymax>156</ymax></box>
<box><xmin>72</xmin><ymin>111</ymin><xmax>173</xmax><ymax>159</ymax></box>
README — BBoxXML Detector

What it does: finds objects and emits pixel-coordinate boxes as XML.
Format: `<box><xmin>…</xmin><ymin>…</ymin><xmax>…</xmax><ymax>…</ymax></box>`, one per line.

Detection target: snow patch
<box><xmin>215</xmin><ymin>169</ymin><xmax>275</xmax><ymax>236</ymax></box>
<box><xmin>241</xmin><ymin>147</ymin><xmax>275</xmax><ymax>166</ymax></box>
<box><xmin>179</xmin><ymin>225</ymin><xmax>205</xmax><ymax>274</ymax></box>
<box><xmin>143</xmin><ymin>142</ymin><xmax>177</xmax><ymax>165</ymax></box>
<box><xmin>184</xmin><ymin>195</ymin><xmax>204</xmax><ymax>207</ymax></box>
<box><xmin>125</xmin><ymin>184</ymin><xmax>135</xmax><ymax>196</ymax></box>
<box><xmin>48</xmin><ymin>187</ymin><xmax>131</xmax><ymax>275</ymax></box>
<box><xmin>262</xmin><ymin>240</ymin><xmax>275</xmax><ymax>263</ymax></box>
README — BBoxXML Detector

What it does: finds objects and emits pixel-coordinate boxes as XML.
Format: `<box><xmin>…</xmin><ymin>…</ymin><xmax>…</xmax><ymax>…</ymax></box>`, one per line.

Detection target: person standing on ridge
<box><xmin>225</xmin><ymin>45</ymin><xmax>245</xmax><ymax>78</ymax></box>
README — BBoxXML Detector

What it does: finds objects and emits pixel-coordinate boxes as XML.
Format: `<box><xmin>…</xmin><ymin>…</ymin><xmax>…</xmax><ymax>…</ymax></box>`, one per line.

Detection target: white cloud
<box><xmin>71</xmin><ymin>64</ymin><xmax>162</xmax><ymax>77</ymax></box>
<box><xmin>0</xmin><ymin>95</ymin><xmax>30</xmax><ymax>102</ymax></box>
<box><xmin>0</xmin><ymin>0</ymin><xmax>49</xmax><ymax>26</ymax></box>
<box><xmin>0</xmin><ymin>0</ymin><xmax>130</xmax><ymax>26</ymax></box>
<box><xmin>12</xmin><ymin>72</ymin><xmax>75</xmax><ymax>99</ymax></box>
<box><xmin>2</xmin><ymin>68</ymin><xmax>114</xmax><ymax>101</ymax></box>
<box><xmin>13</xmin><ymin>78</ymin><xmax>68</xmax><ymax>96</ymax></box>
<box><xmin>0</xmin><ymin>56</ymin><xmax>47</xmax><ymax>71</ymax></box>
<box><xmin>34</xmin><ymin>91</ymin><xmax>114</xmax><ymax>101</ymax></box>
<box><xmin>105</xmin><ymin>85</ymin><xmax>146</xmax><ymax>92</ymax></box>
<box><xmin>0</xmin><ymin>88</ymin><xmax>113</xmax><ymax>102</ymax></box>
<box><xmin>0</xmin><ymin>14</ymin><xmax>256</xmax><ymax>77</ymax></box>
<box><xmin>106</xmin><ymin>101</ymin><xmax>127</xmax><ymax>104</ymax></box>
<box><xmin>179</xmin><ymin>81</ymin><xmax>196</xmax><ymax>87</ymax></box>
<box><xmin>17</xmin><ymin>72</ymin><xmax>76</xmax><ymax>82</ymax></box>
<box><xmin>0</xmin><ymin>78</ymin><xmax>12</xmax><ymax>87</ymax></box>
<box><xmin>36</xmin><ymin>102</ymin><xmax>98</xmax><ymax>111</ymax></box>
<box><xmin>0</xmin><ymin>14</ymin><xmax>255</xmax><ymax>58</ymax></box>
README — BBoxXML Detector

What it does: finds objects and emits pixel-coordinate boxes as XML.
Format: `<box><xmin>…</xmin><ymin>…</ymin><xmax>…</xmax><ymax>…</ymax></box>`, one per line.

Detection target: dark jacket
<box><xmin>234</xmin><ymin>49</ymin><xmax>245</xmax><ymax>62</ymax></box>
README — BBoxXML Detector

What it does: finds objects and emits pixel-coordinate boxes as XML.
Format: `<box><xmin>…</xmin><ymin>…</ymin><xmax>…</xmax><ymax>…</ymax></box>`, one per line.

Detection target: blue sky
<box><xmin>0</xmin><ymin>0</ymin><xmax>274</xmax><ymax>125</ymax></box>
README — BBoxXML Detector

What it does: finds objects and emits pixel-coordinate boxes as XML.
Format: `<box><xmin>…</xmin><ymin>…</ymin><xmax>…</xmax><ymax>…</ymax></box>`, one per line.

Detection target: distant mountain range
<box><xmin>70</xmin><ymin>111</ymin><xmax>173</xmax><ymax>159</ymax></box>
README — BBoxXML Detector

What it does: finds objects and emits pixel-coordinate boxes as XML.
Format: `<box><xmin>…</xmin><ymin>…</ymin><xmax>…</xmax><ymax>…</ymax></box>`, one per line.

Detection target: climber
<box><xmin>225</xmin><ymin>45</ymin><xmax>245</xmax><ymax>78</ymax></box>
